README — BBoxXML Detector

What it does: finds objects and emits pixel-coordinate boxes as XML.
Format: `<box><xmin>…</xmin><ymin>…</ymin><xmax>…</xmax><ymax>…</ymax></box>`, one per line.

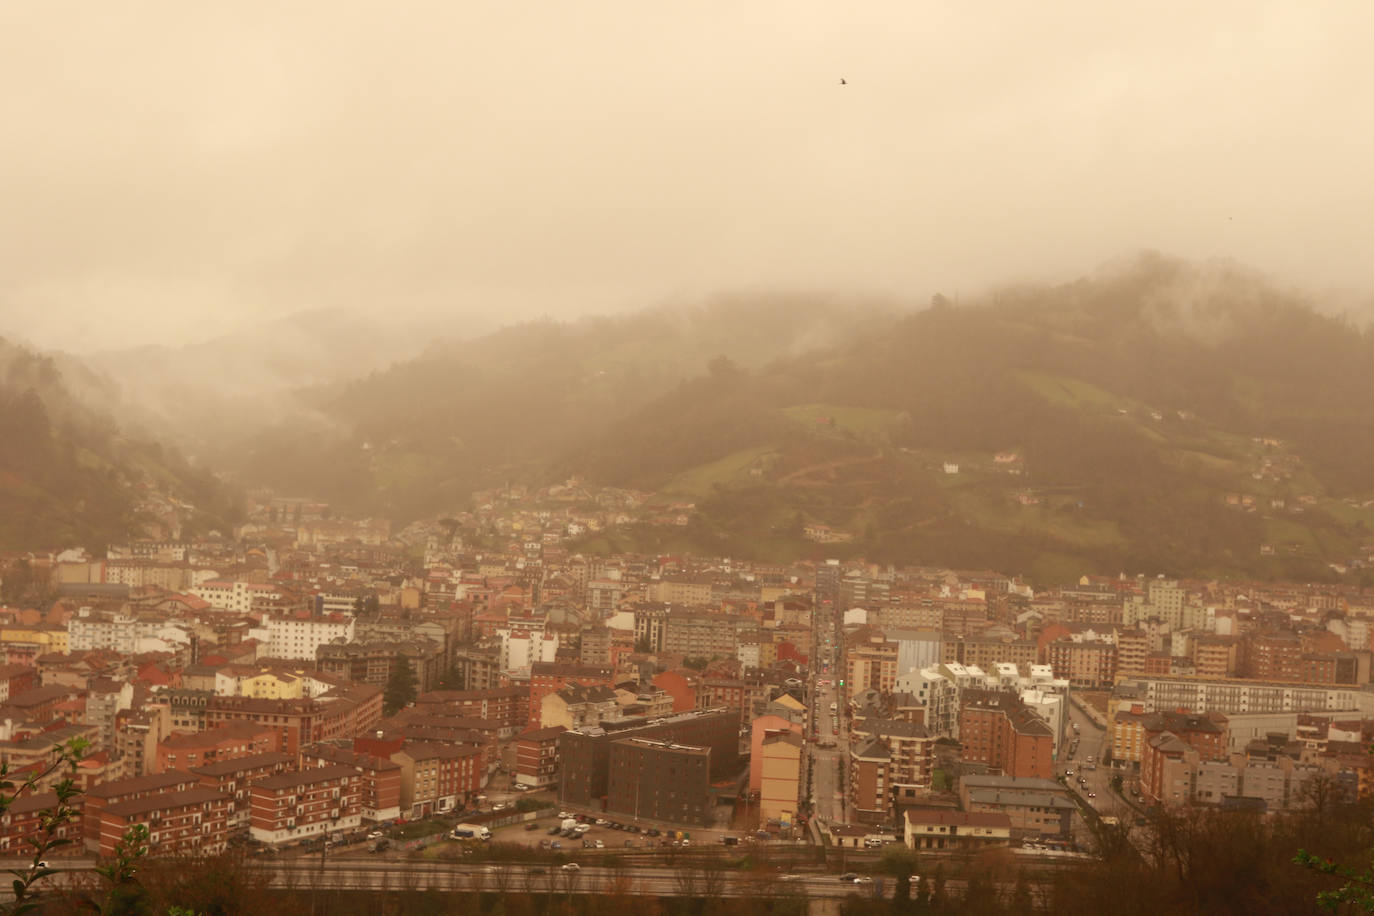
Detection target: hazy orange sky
<box><xmin>3</xmin><ymin>2</ymin><xmax>1371</xmax><ymax>351</ymax></box>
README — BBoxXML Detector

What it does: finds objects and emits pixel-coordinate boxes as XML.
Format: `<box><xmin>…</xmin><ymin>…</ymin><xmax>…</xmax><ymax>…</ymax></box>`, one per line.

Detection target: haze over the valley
<box><xmin>1</xmin><ymin>1</ymin><xmax>1373</xmax><ymax>354</ymax></box>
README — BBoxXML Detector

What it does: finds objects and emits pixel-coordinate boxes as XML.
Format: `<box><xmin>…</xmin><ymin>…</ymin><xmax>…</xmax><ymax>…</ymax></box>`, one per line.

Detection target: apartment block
<box><xmin>249</xmin><ymin>764</ymin><xmax>362</xmax><ymax>845</ymax></box>
<box><xmin>95</xmin><ymin>788</ymin><xmax>231</xmax><ymax>859</ymax></box>
<box><xmin>606</xmin><ymin>737</ymin><xmax>712</xmax><ymax>826</ymax></box>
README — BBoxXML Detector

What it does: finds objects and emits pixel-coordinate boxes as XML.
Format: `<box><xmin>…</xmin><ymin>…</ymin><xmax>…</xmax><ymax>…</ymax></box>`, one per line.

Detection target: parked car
<box><xmin>561</xmin><ymin>863</ymin><xmax>581</xmax><ymax>872</ymax></box>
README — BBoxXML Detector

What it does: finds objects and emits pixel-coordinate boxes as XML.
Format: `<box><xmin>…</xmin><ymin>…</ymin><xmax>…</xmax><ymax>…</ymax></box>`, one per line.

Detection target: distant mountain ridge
<box><xmin>249</xmin><ymin>253</ymin><xmax>1374</xmax><ymax>582</ymax></box>
<box><xmin>18</xmin><ymin>253</ymin><xmax>1374</xmax><ymax>583</ymax></box>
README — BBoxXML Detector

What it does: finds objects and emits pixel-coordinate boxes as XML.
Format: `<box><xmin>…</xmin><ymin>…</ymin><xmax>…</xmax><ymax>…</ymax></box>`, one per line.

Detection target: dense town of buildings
<box><xmin>3</xmin><ymin>489</ymin><xmax>1374</xmax><ymax>862</ymax></box>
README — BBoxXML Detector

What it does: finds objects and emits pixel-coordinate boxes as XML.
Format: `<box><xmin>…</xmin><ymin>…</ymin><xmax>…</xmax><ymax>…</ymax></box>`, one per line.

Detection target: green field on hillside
<box><xmin>1015</xmin><ymin>370</ymin><xmax>1127</xmax><ymax>411</ymax></box>
<box><xmin>661</xmin><ymin>446</ymin><xmax>778</xmax><ymax>497</ymax></box>
<box><xmin>781</xmin><ymin>404</ymin><xmax>907</xmax><ymax>441</ymax></box>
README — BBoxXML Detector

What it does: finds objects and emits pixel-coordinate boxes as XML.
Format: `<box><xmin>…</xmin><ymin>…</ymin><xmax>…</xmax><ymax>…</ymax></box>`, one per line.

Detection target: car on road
<box><xmin>548</xmin><ymin>826</ymin><xmax>562</xmax><ymax>835</ymax></box>
<box><xmin>596</xmin><ymin>840</ymin><xmax>605</xmax><ymax>848</ymax></box>
<box><xmin>856</xmin><ymin>876</ymin><xmax>873</xmax><ymax>884</ymax></box>
<box><xmin>1088</xmin><ymin>792</ymin><xmax>1097</xmax><ymax>798</ymax></box>
<box><xmin>839</xmin><ymin>873</ymin><xmax>859</xmax><ymax>883</ymax></box>
<box><xmin>33</xmin><ymin>861</ymin><xmax>50</xmax><ymax>870</ymax></box>
<box><xmin>561</xmin><ymin>863</ymin><xmax>581</xmax><ymax>872</ymax></box>
<box><xmin>551</xmin><ymin>841</ymin><xmax>562</xmax><ymax>849</ymax></box>
<box><xmin>780</xmin><ymin>874</ymin><xmax>803</xmax><ymax>882</ymax></box>
<box><xmin>525</xmin><ymin>822</ymin><xmax>540</xmax><ymax>831</ymax></box>
<box><xmin>530</xmin><ymin>867</ymin><xmax>547</xmax><ymax>875</ymax></box>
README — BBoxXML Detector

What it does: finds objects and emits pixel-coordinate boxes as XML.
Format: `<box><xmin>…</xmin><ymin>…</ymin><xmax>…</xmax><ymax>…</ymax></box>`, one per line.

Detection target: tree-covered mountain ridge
<box><xmin>562</xmin><ymin>254</ymin><xmax>1374</xmax><ymax>582</ymax></box>
<box><xmin>0</xmin><ymin>337</ymin><xmax>241</xmax><ymax>551</ymax></box>
<box><xmin>224</xmin><ymin>252</ymin><xmax>1374</xmax><ymax>582</ymax></box>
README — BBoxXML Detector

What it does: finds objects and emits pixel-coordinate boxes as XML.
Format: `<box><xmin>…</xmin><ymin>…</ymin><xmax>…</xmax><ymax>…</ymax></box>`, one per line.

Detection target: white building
<box><xmin>68</xmin><ymin>610</ymin><xmax>176</xmax><ymax>654</ymax></box>
<box><xmin>264</xmin><ymin>615</ymin><xmax>356</xmax><ymax>661</ymax></box>
<box><xmin>898</xmin><ymin>661</ymin><xmax>1070</xmax><ymax>747</ymax></box>
<box><xmin>499</xmin><ymin>628</ymin><xmax>559</xmax><ymax>672</ymax></box>
<box><xmin>191</xmin><ymin>580</ymin><xmax>283</xmax><ymax>614</ymax></box>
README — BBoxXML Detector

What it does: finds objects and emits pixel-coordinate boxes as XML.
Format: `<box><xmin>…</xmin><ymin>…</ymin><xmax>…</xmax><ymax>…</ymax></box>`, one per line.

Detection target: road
<box><xmin>809</xmin><ymin>604</ymin><xmax>845</xmax><ymax>826</ymax></box>
<box><xmin>1059</xmin><ymin>697</ymin><xmax>1157</xmax><ymax>861</ymax></box>
<box><xmin>12</xmin><ymin>860</ymin><xmax>895</xmax><ymax>902</ymax></box>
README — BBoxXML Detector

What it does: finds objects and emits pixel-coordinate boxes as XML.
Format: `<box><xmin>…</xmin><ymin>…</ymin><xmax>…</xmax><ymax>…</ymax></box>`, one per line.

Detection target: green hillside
<box><xmin>230</xmin><ymin>254</ymin><xmax>1374</xmax><ymax>583</ymax></box>
<box><xmin>567</xmin><ymin>256</ymin><xmax>1374</xmax><ymax>582</ymax></box>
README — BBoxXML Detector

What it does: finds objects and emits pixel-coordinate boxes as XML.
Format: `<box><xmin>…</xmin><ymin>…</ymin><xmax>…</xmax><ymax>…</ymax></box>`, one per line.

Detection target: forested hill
<box><xmin>228</xmin><ymin>296</ymin><xmax>898</xmax><ymax>520</ymax></box>
<box><xmin>564</xmin><ymin>255</ymin><xmax>1374</xmax><ymax>582</ymax></box>
<box><xmin>0</xmin><ymin>338</ymin><xmax>241</xmax><ymax>550</ymax></box>
<box><xmin>226</xmin><ymin>254</ymin><xmax>1374</xmax><ymax>582</ymax></box>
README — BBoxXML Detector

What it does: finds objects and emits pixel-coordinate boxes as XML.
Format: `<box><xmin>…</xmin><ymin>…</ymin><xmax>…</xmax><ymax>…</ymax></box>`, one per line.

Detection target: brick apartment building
<box><xmin>847</xmin><ymin>718</ymin><xmax>936</xmax><ymax>822</ymax></box>
<box><xmin>203</xmin><ymin>685</ymin><xmax>382</xmax><ymax>755</ymax></box>
<box><xmin>249</xmin><ymin>764</ymin><xmax>362</xmax><ymax>845</ymax></box>
<box><xmin>0</xmin><ymin>664</ymin><xmax>38</xmax><ymax>702</ymax></box>
<box><xmin>83</xmin><ymin>771</ymin><xmax>204</xmax><ymax>851</ymax></box>
<box><xmin>191</xmin><ymin>750</ymin><xmax>294</xmax><ymax>832</ymax></box>
<box><xmin>316</xmin><ymin>639</ymin><xmax>446</xmax><ymax>694</ymax></box>
<box><xmin>850</xmin><ymin>738</ymin><xmax>893</xmax><ymax>823</ymax></box>
<box><xmin>847</xmin><ymin>638</ymin><xmax>899</xmax><ymax>700</ymax></box>
<box><xmin>154</xmin><ymin>721</ymin><xmax>280</xmax><ymax>774</ymax></box>
<box><xmin>514</xmin><ymin>725</ymin><xmax>566</xmax><ymax>788</ymax></box>
<box><xmin>605</xmin><ymin>737</ymin><xmax>712</xmax><ymax>826</ymax></box>
<box><xmin>94</xmin><ymin>787</ymin><xmax>232</xmax><ymax>859</ymax></box>
<box><xmin>528</xmin><ymin>662</ymin><xmax>614</xmax><ymax>729</ymax></box>
<box><xmin>300</xmin><ymin>743</ymin><xmax>402</xmax><ymax>822</ymax></box>
<box><xmin>559</xmin><ymin>707</ymin><xmax>740</xmax><ymax>812</ymax></box>
<box><xmin>1046</xmin><ymin>638</ymin><xmax>1116</xmax><ymax>688</ymax></box>
<box><xmin>0</xmin><ymin>791</ymin><xmax>83</xmax><ymax>859</ymax></box>
<box><xmin>390</xmin><ymin>742</ymin><xmax>483</xmax><ymax>818</ymax></box>
<box><xmin>958</xmin><ymin>689</ymin><xmax>1055</xmax><ymax>779</ymax></box>
<box><xmin>412</xmin><ymin>686</ymin><xmax>530</xmax><ymax>734</ymax></box>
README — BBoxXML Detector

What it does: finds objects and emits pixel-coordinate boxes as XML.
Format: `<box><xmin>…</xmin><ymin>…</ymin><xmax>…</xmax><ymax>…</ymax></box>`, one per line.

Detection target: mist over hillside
<box><xmin>9</xmin><ymin>253</ymin><xmax>1374</xmax><ymax>581</ymax></box>
<box><xmin>0</xmin><ymin>337</ymin><xmax>241</xmax><ymax>550</ymax></box>
<box><xmin>210</xmin><ymin>252</ymin><xmax>1374</xmax><ymax>582</ymax></box>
